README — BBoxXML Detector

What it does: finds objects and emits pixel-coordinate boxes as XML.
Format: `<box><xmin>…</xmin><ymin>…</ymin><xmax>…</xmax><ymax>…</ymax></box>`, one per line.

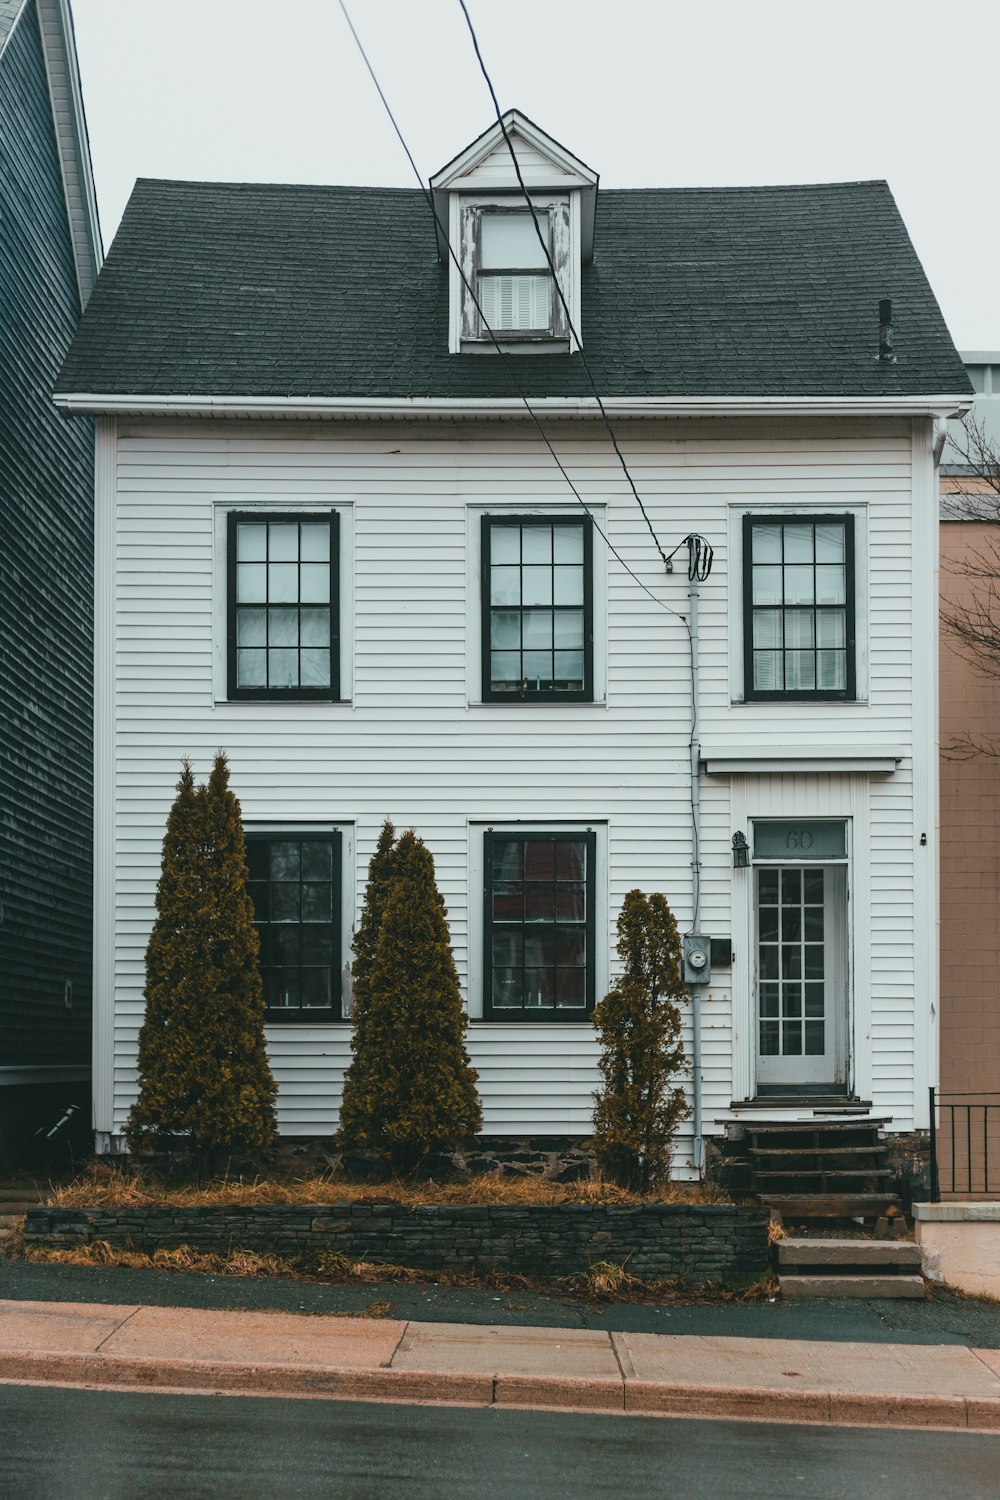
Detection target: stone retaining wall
<box><xmin>23</xmin><ymin>1202</ymin><xmax>769</xmax><ymax>1282</ymax></box>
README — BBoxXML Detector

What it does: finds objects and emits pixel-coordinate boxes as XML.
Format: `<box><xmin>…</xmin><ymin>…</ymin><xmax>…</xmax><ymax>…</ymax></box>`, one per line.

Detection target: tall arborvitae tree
<box><xmin>337</xmin><ymin>819</ymin><xmax>399</xmax><ymax>1148</ymax></box>
<box><xmin>592</xmin><ymin>890</ymin><xmax>688</xmax><ymax>1191</ymax></box>
<box><xmin>338</xmin><ymin>827</ymin><xmax>482</xmax><ymax>1172</ymax></box>
<box><xmin>126</xmin><ymin>753</ymin><xmax>277</xmax><ymax>1167</ymax></box>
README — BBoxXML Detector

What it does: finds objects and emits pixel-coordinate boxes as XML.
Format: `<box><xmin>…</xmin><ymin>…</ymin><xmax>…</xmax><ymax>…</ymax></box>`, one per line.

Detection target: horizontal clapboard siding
<box><xmin>0</xmin><ymin>1</ymin><xmax>92</xmax><ymax>1071</ymax></box>
<box><xmin>105</xmin><ymin>415</ymin><xmax>926</xmax><ymax>1145</ymax></box>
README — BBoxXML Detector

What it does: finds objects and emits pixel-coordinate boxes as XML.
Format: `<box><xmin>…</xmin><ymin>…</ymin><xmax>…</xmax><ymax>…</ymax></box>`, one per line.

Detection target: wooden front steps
<box><xmin>718</xmin><ymin>1118</ymin><xmax>903</xmax><ymax>1221</ymax></box>
<box><xmin>776</xmin><ymin>1238</ymin><xmax>925</xmax><ymax>1299</ymax></box>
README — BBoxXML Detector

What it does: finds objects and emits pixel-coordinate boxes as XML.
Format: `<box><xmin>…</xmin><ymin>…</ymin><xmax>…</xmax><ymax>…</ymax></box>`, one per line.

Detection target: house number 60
<box><xmin>784</xmin><ymin>830</ymin><xmax>814</xmax><ymax>849</ymax></box>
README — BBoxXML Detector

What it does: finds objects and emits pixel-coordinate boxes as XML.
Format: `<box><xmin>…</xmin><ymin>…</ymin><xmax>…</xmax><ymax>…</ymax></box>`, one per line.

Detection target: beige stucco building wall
<box><xmin>939</xmin><ymin>516</ymin><xmax>1000</xmax><ymax>1100</ymax></box>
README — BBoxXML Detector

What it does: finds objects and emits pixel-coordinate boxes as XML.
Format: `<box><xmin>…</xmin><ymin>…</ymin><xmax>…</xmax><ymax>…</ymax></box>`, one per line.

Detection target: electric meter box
<box><xmin>683</xmin><ymin>933</ymin><xmax>712</xmax><ymax>987</ymax></box>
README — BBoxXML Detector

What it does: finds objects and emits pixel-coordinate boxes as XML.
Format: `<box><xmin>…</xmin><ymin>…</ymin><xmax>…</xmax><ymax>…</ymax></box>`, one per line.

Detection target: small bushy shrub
<box><xmin>592</xmin><ymin>889</ymin><xmax>688</xmax><ymax>1191</ymax></box>
<box><xmin>126</xmin><ymin>754</ymin><xmax>277</xmax><ymax>1167</ymax></box>
<box><xmin>338</xmin><ymin>825</ymin><xmax>482</xmax><ymax>1172</ymax></box>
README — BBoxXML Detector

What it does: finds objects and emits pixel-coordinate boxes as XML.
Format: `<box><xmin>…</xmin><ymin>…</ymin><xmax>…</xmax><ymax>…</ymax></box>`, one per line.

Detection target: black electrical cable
<box><xmin>457</xmin><ymin>0</ymin><xmax>669</xmax><ymax>570</ymax></box>
<box><xmin>337</xmin><ymin>0</ymin><xmax>705</xmax><ymax>928</ymax></box>
<box><xmin>335</xmin><ymin>0</ymin><xmax>685</xmax><ymax>627</ymax></box>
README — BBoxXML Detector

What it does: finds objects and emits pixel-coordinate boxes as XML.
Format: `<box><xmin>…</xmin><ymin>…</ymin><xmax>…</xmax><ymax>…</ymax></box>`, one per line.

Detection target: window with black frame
<box><xmin>482</xmin><ymin>516</ymin><xmax>592</xmax><ymax>701</ymax></box>
<box><xmin>484</xmin><ymin>831</ymin><xmax>596</xmax><ymax>1020</ymax></box>
<box><xmin>743</xmin><ymin>514</ymin><xmax>855</xmax><ymax>700</ymax></box>
<box><xmin>246</xmin><ymin>831</ymin><xmax>342</xmax><ymax>1021</ymax></box>
<box><xmin>227</xmin><ymin>512</ymin><xmax>339</xmax><ymax>700</ymax></box>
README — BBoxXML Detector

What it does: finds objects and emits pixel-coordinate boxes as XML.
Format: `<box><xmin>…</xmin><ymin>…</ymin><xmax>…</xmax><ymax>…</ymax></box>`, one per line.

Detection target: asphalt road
<box><xmin>3</xmin><ymin>1257</ymin><xmax>1000</xmax><ymax>1346</ymax></box>
<box><xmin>2</xmin><ymin>1384</ymin><xmax>998</xmax><ymax>1500</ymax></box>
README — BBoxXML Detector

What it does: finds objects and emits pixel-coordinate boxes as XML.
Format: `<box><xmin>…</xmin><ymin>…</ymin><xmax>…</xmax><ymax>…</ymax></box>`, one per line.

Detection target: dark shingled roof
<box><xmin>57</xmin><ymin>176</ymin><xmax>971</xmax><ymax>400</ymax></box>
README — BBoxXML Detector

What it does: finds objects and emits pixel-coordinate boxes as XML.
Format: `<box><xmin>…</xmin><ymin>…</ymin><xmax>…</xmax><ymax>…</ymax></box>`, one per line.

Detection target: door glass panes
<box><xmin>757</xmin><ymin>866</ymin><xmax>826</xmax><ymax>1058</ymax></box>
<box><xmin>488</xmin><ymin>835</ymin><xmax>590</xmax><ymax>1015</ymax></box>
<box><xmin>234</xmin><ymin>518</ymin><xmax>335</xmax><ymax>693</ymax></box>
<box><xmin>247</xmin><ymin>834</ymin><xmax>339</xmax><ymax>1018</ymax></box>
<box><xmin>487</xmin><ymin>520</ymin><xmax>588</xmax><ymax>696</ymax></box>
<box><xmin>749</xmin><ymin>518</ymin><xmax>850</xmax><ymax>694</ymax></box>
<box><xmin>480</xmin><ymin>210</ymin><xmax>550</xmax><ymax>331</ymax></box>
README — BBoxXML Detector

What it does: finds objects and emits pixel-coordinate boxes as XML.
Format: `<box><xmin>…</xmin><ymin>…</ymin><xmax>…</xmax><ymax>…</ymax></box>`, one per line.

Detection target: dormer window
<box><xmin>430</xmin><ymin>110</ymin><xmax>598</xmax><ymax>356</ymax></box>
<box><xmin>479</xmin><ymin>208</ymin><xmax>552</xmax><ymax>335</ymax></box>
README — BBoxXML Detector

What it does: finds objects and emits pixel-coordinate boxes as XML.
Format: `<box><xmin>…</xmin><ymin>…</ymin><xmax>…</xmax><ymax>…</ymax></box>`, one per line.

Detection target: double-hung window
<box><xmin>478</xmin><ymin>208</ymin><xmax>551</xmax><ymax>336</ymax></box>
<box><xmin>743</xmin><ymin>514</ymin><xmax>855</xmax><ymax>701</ymax></box>
<box><xmin>482</xmin><ymin>515</ymin><xmax>593</xmax><ymax>701</ymax></box>
<box><xmin>484</xmin><ymin>831</ymin><xmax>596</xmax><ymax>1021</ymax></box>
<box><xmin>227</xmin><ymin>512</ymin><xmax>339</xmax><ymax>700</ymax></box>
<box><xmin>246</xmin><ymin>831</ymin><xmax>342</xmax><ymax>1022</ymax></box>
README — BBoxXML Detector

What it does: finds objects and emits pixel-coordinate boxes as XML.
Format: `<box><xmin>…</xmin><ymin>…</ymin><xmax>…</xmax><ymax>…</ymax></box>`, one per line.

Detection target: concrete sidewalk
<box><xmin>2</xmin><ymin>1298</ymin><xmax>999</xmax><ymax>1431</ymax></box>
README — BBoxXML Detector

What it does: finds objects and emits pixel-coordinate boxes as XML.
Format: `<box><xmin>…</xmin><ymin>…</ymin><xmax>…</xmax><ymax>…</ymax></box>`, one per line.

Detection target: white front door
<box><xmin>754</xmin><ymin>863</ymin><xmax>848</xmax><ymax>1089</ymax></box>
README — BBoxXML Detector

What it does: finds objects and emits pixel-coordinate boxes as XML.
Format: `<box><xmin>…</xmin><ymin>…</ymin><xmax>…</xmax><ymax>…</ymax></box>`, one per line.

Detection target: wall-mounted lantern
<box><xmin>732</xmin><ymin>831</ymin><xmax>749</xmax><ymax>868</ymax></box>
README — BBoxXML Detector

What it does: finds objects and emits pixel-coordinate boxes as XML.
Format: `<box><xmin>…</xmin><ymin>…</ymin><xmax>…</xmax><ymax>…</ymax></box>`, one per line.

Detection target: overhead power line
<box><xmin>456</xmin><ymin>0</ymin><xmax>669</xmax><ymax>569</ymax></box>
<box><xmin>335</xmin><ymin>0</ymin><xmax>686</xmax><ymax>626</ymax></box>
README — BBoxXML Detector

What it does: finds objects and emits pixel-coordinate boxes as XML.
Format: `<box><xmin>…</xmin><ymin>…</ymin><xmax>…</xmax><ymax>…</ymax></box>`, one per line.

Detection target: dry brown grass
<box><xmin>45</xmin><ymin>1161</ymin><xmax>729</xmax><ymax>1211</ymax></box>
<box><xmin>10</xmin><ymin>1234</ymin><xmax>776</xmax><ymax>1304</ymax></box>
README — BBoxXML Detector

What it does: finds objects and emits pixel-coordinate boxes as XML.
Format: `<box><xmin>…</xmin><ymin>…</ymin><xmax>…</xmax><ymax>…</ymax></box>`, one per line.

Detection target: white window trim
<box><xmin>466</xmin><ymin>819</ymin><xmax>609</xmax><ymax>1021</ymax></box>
<box><xmin>449</xmin><ymin>191</ymin><xmax>581</xmax><ymax>355</ymax></box>
<box><xmin>728</xmin><ymin>501</ymin><xmax>869</xmax><ymax>704</ymax></box>
<box><xmin>242</xmin><ymin>819</ymin><xmax>356</xmax><ymax>1026</ymax></box>
<box><xmin>212</xmin><ymin>499</ymin><xmax>354</xmax><ymax>705</ymax></box>
<box><xmin>465</xmin><ymin>501</ymin><xmax>607</xmax><ymax>706</ymax></box>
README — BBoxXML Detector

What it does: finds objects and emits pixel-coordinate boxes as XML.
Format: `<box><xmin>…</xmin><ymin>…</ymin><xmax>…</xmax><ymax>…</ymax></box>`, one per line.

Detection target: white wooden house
<box><xmin>55</xmin><ymin>114</ymin><xmax>972</xmax><ymax>1171</ymax></box>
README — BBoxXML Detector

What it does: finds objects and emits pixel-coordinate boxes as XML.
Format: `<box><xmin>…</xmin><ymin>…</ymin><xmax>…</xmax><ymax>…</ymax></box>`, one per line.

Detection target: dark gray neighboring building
<box><xmin>0</xmin><ymin>0</ymin><xmax>101</xmax><ymax>1167</ymax></box>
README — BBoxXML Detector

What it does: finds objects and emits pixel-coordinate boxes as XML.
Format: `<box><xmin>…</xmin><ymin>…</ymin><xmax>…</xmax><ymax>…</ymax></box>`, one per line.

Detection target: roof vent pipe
<box><xmin>878</xmin><ymin>298</ymin><xmax>896</xmax><ymax>364</ymax></box>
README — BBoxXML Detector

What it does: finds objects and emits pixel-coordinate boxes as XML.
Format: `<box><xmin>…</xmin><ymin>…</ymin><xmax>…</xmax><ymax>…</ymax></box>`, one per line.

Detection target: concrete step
<box><xmin>0</xmin><ymin>1204</ymin><xmax>40</xmax><ymax>1216</ymax></box>
<box><xmin>780</xmin><ymin>1274</ymin><xmax>926</xmax><ymax>1299</ymax></box>
<box><xmin>777</xmin><ymin>1238</ymin><xmax>922</xmax><ymax>1269</ymax></box>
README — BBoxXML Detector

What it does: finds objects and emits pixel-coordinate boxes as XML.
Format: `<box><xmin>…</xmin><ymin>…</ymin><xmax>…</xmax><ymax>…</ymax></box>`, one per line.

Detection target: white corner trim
<box><xmin>52</xmin><ymin>393</ymin><xmax>976</xmax><ymax>421</ymax></box>
<box><xmin>911</xmin><ymin>416</ymin><xmax>939</xmax><ymax>1129</ymax></box>
<box><xmin>35</xmin><ymin>0</ymin><xmax>103</xmax><ymax>303</ymax></box>
<box><xmin>92</xmin><ymin>416</ymin><xmax>116</xmax><ymax>1136</ymax></box>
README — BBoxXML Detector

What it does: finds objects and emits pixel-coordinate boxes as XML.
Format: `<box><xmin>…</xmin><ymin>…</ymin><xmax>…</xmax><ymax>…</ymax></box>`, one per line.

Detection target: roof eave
<box><xmin>52</xmin><ymin>392</ymin><xmax>976</xmax><ymax>421</ymax></box>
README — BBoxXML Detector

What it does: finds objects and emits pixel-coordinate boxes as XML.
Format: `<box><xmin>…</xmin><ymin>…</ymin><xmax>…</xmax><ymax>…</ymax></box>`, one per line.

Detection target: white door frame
<box><xmin>753</xmin><ymin>859</ymin><xmax>849</xmax><ymax>1088</ymax></box>
<box><xmin>729</xmin><ymin>773</ymin><xmax>872</xmax><ymax>1105</ymax></box>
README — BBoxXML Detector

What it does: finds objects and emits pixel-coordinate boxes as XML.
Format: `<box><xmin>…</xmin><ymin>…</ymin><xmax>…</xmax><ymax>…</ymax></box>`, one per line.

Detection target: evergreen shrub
<box><xmin>338</xmin><ymin>823</ymin><xmax>482</xmax><ymax>1172</ymax></box>
<box><xmin>592</xmin><ymin>889</ymin><xmax>689</xmax><ymax>1191</ymax></box>
<box><xmin>126</xmin><ymin>754</ymin><xmax>278</xmax><ymax>1167</ymax></box>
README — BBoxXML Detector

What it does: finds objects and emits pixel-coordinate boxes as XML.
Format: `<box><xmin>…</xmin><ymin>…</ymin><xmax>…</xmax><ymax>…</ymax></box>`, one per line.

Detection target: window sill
<box><xmin>471</xmin><ymin>1016</ymin><xmax>595</xmax><ymax>1026</ymax></box>
<box><xmin>219</xmin><ymin>697</ymin><xmax>353</xmax><ymax>708</ymax></box>
<box><xmin>265</xmin><ymin>1017</ymin><xmax>351</xmax><ymax>1027</ymax></box>
<box><xmin>470</xmin><ymin>698</ymin><xmax>605</xmax><ymax>709</ymax></box>
<box><xmin>730</xmin><ymin>696</ymin><xmax>868</xmax><ymax>708</ymax></box>
<box><xmin>459</xmin><ymin>338</ymin><xmax>571</xmax><ymax>357</ymax></box>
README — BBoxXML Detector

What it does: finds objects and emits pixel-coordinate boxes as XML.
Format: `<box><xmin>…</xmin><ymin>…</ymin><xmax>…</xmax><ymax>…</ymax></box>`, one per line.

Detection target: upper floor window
<box><xmin>227</xmin><ymin>512</ymin><xmax>339</xmax><ymax>700</ymax></box>
<box><xmin>246</xmin><ymin>830</ymin><xmax>342</xmax><ymax>1022</ymax></box>
<box><xmin>459</xmin><ymin>196</ymin><xmax>571</xmax><ymax>347</ymax></box>
<box><xmin>743</xmin><ymin>514</ymin><xmax>855</xmax><ymax>701</ymax></box>
<box><xmin>484</xmin><ymin>831</ymin><xmax>596</xmax><ymax>1021</ymax></box>
<box><xmin>478</xmin><ymin>208</ymin><xmax>551</xmax><ymax>335</ymax></box>
<box><xmin>482</xmin><ymin>515</ymin><xmax>593</xmax><ymax>701</ymax></box>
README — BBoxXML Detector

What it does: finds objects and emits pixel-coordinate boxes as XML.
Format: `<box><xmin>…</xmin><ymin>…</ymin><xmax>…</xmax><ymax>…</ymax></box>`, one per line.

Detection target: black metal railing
<box><xmin>929</xmin><ymin>1087</ymin><xmax>1000</xmax><ymax>1200</ymax></box>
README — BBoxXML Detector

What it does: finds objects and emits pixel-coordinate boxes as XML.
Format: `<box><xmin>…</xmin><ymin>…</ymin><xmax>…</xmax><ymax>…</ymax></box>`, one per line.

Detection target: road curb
<box><xmin>2</xmin><ymin>1350</ymin><xmax>1000</xmax><ymax>1430</ymax></box>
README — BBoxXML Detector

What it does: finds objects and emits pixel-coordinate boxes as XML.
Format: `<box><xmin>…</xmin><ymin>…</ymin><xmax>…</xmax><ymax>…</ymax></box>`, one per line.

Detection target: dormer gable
<box><xmin>430</xmin><ymin>111</ymin><xmax>598</xmax><ymax>355</ymax></box>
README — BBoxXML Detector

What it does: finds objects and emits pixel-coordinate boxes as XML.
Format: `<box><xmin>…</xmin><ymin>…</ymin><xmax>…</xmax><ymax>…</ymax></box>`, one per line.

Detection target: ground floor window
<box><xmin>245</xmin><ymin>830</ymin><xmax>342</xmax><ymax>1021</ymax></box>
<box><xmin>483</xmin><ymin>830</ymin><xmax>596</xmax><ymax>1021</ymax></box>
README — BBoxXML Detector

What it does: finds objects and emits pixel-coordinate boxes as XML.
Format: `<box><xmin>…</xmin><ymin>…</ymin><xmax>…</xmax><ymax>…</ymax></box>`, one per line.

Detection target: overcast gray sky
<box><xmin>73</xmin><ymin>0</ymin><xmax>999</xmax><ymax>350</ymax></box>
